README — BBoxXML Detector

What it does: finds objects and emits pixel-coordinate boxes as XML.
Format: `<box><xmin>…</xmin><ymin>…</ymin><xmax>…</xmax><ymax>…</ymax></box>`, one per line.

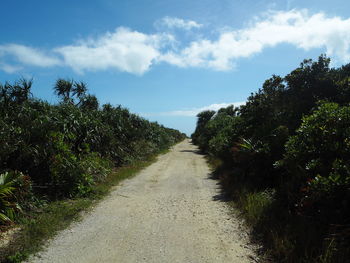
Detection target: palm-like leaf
<box><xmin>73</xmin><ymin>81</ymin><xmax>87</xmax><ymax>99</ymax></box>
<box><xmin>19</xmin><ymin>77</ymin><xmax>33</xmax><ymax>100</ymax></box>
<box><xmin>0</xmin><ymin>172</ymin><xmax>20</xmax><ymax>223</ymax></box>
<box><xmin>0</xmin><ymin>212</ymin><xmax>11</xmax><ymax>222</ymax></box>
<box><xmin>54</xmin><ymin>79</ymin><xmax>73</xmax><ymax>103</ymax></box>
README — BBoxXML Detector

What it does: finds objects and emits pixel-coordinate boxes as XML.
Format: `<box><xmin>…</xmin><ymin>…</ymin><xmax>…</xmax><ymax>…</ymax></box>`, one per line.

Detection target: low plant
<box><xmin>0</xmin><ymin>171</ymin><xmax>28</xmax><ymax>224</ymax></box>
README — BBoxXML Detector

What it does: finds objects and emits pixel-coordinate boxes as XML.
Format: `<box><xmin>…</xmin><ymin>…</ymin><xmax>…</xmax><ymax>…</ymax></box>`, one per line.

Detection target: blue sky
<box><xmin>1</xmin><ymin>0</ymin><xmax>350</xmax><ymax>135</ymax></box>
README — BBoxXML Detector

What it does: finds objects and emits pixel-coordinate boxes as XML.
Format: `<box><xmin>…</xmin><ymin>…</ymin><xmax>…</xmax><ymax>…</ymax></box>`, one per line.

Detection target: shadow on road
<box><xmin>207</xmin><ymin>170</ymin><xmax>234</xmax><ymax>202</ymax></box>
<box><xmin>179</xmin><ymin>149</ymin><xmax>204</xmax><ymax>155</ymax></box>
<box><xmin>212</xmin><ymin>192</ymin><xmax>233</xmax><ymax>202</ymax></box>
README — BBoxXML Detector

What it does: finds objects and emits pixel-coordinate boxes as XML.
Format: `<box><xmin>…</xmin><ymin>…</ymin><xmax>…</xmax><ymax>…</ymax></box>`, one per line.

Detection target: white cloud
<box><xmin>158</xmin><ymin>16</ymin><xmax>202</xmax><ymax>30</ymax></box>
<box><xmin>55</xmin><ymin>27</ymin><xmax>172</xmax><ymax>75</ymax></box>
<box><xmin>0</xmin><ymin>44</ymin><xmax>61</xmax><ymax>68</ymax></box>
<box><xmin>161</xmin><ymin>9</ymin><xmax>350</xmax><ymax>70</ymax></box>
<box><xmin>2</xmin><ymin>10</ymin><xmax>350</xmax><ymax>74</ymax></box>
<box><xmin>0</xmin><ymin>63</ymin><xmax>22</xmax><ymax>74</ymax></box>
<box><xmin>146</xmin><ymin>102</ymin><xmax>245</xmax><ymax>117</ymax></box>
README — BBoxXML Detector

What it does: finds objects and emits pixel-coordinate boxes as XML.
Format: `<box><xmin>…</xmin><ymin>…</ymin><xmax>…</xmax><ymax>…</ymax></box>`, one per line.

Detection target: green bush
<box><xmin>0</xmin><ymin>78</ymin><xmax>186</xmax><ymax>198</ymax></box>
<box><xmin>0</xmin><ymin>171</ymin><xmax>31</xmax><ymax>224</ymax></box>
<box><xmin>48</xmin><ymin>132</ymin><xmax>92</xmax><ymax>197</ymax></box>
<box><xmin>280</xmin><ymin>102</ymin><xmax>350</xmax><ymax>222</ymax></box>
<box><xmin>192</xmin><ymin>56</ymin><xmax>350</xmax><ymax>261</ymax></box>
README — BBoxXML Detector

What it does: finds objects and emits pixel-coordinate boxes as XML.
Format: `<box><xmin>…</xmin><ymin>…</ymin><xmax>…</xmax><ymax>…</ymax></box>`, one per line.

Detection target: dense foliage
<box><xmin>192</xmin><ymin>55</ymin><xmax>350</xmax><ymax>262</ymax></box>
<box><xmin>0</xmin><ymin>79</ymin><xmax>185</xmax><ymax>223</ymax></box>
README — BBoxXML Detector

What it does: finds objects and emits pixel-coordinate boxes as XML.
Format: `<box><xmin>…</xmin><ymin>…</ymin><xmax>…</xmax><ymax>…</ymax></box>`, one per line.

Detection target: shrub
<box><xmin>192</xmin><ymin>56</ymin><xmax>350</xmax><ymax>261</ymax></box>
<box><xmin>280</xmin><ymin>102</ymin><xmax>350</xmax><ymax>222</ymax></box>
<box><xmin>48</xmin><ymin>133</ymin><xmax>112</xmax><ymax>197</ymax></box>
<box><xmin>0</xmin><ymin>171</ymin><xmax>30</xmax><ymax>224</ymax></box>
<box><xmin>0</xmin><ymin>79</ymin><xmax>185</xmax><ymax>198</ymax></box>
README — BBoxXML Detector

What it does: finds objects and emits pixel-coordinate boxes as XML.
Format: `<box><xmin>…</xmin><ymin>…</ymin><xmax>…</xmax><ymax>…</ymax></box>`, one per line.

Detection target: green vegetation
<box><xmin>0</xmin><ymin>172</ymin><xmax>24</xmax><ymax>223</ymax></box>
<box><xmin>0</xmin><ymin>78</ymin><xmax>185</xmax><ymax>261</ymax></box>
<box><xmin>192</xmin><ymin>55</ymin><xmax>350</xmax><ymax>262</ymax></box>
<box><xmin>1</xmin><ymin>154</ymin><xmax>163</xmax><ymax>262</ymax></box>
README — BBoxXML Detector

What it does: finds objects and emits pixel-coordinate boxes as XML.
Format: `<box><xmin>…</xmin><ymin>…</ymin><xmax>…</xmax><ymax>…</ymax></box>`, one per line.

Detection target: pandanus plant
<box><xmin>54</xmin><ymin>79</ymin><xmax>88</xmax><ymax>105</ymax></box>
<box><xmin>0</xmin><ymin>172</ymin><xmax>21</xmax><ymax>223</ymax></box>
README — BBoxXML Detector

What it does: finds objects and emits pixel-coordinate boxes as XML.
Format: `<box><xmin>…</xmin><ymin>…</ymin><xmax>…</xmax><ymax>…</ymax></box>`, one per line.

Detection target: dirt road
<box><xmin>29</xmin><ymin>140</ymin><xmax>257</xmax><ymax>263</ymax></box>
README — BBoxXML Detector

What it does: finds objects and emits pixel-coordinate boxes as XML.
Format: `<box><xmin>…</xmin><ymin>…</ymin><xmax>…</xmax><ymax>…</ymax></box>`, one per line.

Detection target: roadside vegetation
<box><xmin>192</xmin><ymin>55</ymin><xmax>350</xmax><ymax>262</ymax></box>
<box><xmin>0</xmin><ymin>78</ymin><xmax>185</xmax><ymax>262</ymax></box>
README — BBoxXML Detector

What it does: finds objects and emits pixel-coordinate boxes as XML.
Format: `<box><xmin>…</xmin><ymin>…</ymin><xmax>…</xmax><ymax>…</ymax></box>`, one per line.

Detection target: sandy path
<box><xmin>28</xmin><ymin>140</ymin><xmax>257</xmax><ymax>263</ymax></box>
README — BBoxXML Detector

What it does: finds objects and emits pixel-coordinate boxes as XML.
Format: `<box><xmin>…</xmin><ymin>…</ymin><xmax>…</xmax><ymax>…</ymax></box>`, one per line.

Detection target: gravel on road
<box><xmin>28</xmin><ymin>140</ymin><xmax>257</xmax><ymax>263</ymax></box>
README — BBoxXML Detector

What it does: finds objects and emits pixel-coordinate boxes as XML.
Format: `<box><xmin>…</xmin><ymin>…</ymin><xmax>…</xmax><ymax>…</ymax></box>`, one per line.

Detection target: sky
<box><xmin>1</xmin><ymin>0</ymin><xmax>350</xmax><ymax>135</ymax></box>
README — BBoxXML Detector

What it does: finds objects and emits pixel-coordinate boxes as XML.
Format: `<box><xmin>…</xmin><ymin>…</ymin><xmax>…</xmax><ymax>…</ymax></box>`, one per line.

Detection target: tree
<box><xmin>54</xmin><ymin>79</ymin><xmax>88</xmax><ymax>105</ymax></box>
<box><xmin>54</xmin><ymin>79</ymin><xmax>74</xmax><ymax>103</ymax></box>
<box><xmin>73</xmin><ymin>81</ymin><xmax>88</xmax><ymax>102</ymax></box>
<box><xmin>80</xmin><ymin>94</ymin><xmax>99</xmax><ymax>111</ymax></box>
<box><xmin>0</xmin><ymin>78</ymin><xmax>33</xmax><ymax>105</ymax></box>
<box><xmin>191</xmin><ymin>110</ymin><xmax>215</xmax><ymax>149</ymax></box>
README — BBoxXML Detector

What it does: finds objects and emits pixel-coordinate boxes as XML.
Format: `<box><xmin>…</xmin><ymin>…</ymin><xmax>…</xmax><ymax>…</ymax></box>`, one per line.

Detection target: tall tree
<box><xmin>54</xmin><ymin>79</ymin><xmax>74</xmax><ymax>103</ymax></box>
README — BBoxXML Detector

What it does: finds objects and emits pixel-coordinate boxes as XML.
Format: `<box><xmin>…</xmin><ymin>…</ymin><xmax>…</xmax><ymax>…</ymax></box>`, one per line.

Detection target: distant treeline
<box><xmin>192</xmin><ymin>55</ymin><xmax>350</xmax><ymax>262</ymax></box>
<box><xmin>0</xmin><ymin>79</ymin><xmax>185</xmax><ymax>223</ymax></box>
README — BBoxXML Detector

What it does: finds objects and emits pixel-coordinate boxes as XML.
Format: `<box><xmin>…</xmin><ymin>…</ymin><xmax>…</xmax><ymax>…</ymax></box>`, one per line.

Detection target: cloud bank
<box><xmin>55</xmin><ymin>28</ymin><xmax>171</xmax><ymax>75</ymax></box>
<box><xmin>2</xmin><ymin>10</ymin><xmax>350</xmax><ymax>74</ymax></box>
<box><xmin>0</xmin><ymin>44</ymin><xmax>60</xmax><ymax>67</ymax></box>
<box><xmin>160</xmin><ymin>10</ymin><xmax>350</xmax><ymax>70</ymax></box>
<box><xmin>144</xmin><ymin>102</ymin><xmax>245</xmax><ymax>117</ymax></box>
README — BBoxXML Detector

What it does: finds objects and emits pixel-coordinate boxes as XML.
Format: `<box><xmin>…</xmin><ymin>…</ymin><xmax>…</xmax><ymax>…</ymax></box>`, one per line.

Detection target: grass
<box><xmin>1</xmin><ymin>148</ymin><xmax>169</xmax><ymax>263</ymax></box>
<box><xmin>2</xmin><ymin>199</ymin><xmax>92</xmax><ymax>262</ymax></box>
<box><xmin>241</xmin><ymin>190</ymin><xmax>274</xmax><ymax>226</ymax></box>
